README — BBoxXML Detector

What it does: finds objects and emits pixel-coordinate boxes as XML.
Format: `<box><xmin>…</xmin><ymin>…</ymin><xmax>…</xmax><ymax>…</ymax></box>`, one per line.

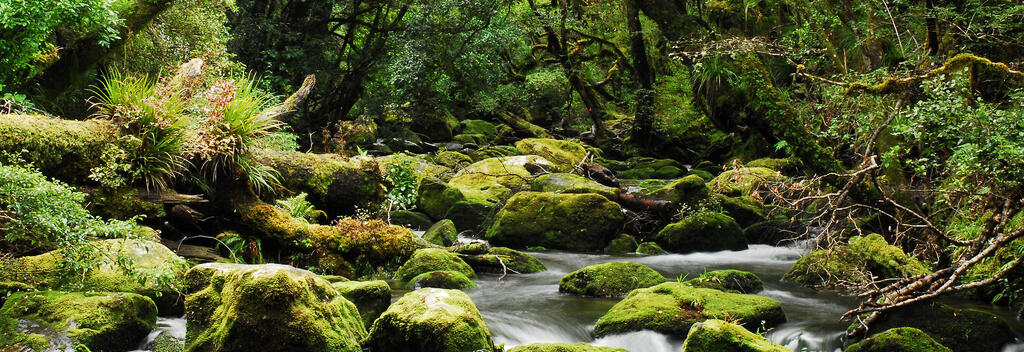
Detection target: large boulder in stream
<box><xmin>508</xmin><ymin>343</ymin><xmax>628</xmax><ymax>352</ymax></box>
<box><xmin>844</xmin><ymin>327</ymin><xmax>952</xmax><ymax>352</ymax></box>
<box><xmin>685</xmin><ymin>269</ymin><xmax>764</xmax><ymax>294</ymax></box>
<box><xmin>681</xmin><ymin>319</ymin><xmax>790</xmax><ymax>352</ymax></box>
<box><xmin>422</xmin><ymin>219</ymin><xmax>458</xmax><ymax>246</ymax></box>
<box><xmin>855</xmin><ymin>301</ymin><xmax>1014</xmax><ymax>352</ymax></box>
<box><xmin>486</xmin><ymin>192</ymin><xmax>624</xmax><ymax>251</ymax></box>
<box><xmin>364</xmin><ymin>288</ymin><xmax>496</xmax><ymax>352</ymax></box>
<box><xmin>784</xmin><ymin>233</ymin><xmax>929</xmax><ymax>288</ymax></box>
<box><xmin>1</xmin><ymin>238</ymin><xmax>188</xmax><ymax>314</ymax></box>
<box><xmin>531</xmin><ymin>173</ymin><xmax>619</xmax><ymax>200</ymax></box>
<box><xmin>708</xmin><ymin>167</ymin><xmax>787</xmax><ymax>196</ymax></box>
<box><xmin>645</xmin><ymin>174</ymin><xmax>710</xmax><ymax>206</ymax></box>
<box><xmin>593</xmin><ymin>282</ymin><xmax>785</xmax><ymax>338</ymax></box>
<box><xmin>460</xmin><ymin>246</ymin><xmax>547</xmax><ymax>274</ymax></box>
<box><xmin>407</xmin><ymin>270</ymin><xmax>477</xmax><ymax>290</ymax></box>
<box><xmin>558</xmin><ymin>261</ymin><xmax>666</xmax><ymax>297</ymax></box>
<box><xmin>654</xmin><ymin>212</ymin><xmax>747</xmax><ymax>253</ymax></box>
<box><xmin>331</xmin><ymin>280</ymin><xmax>391</xmax><ymax>327</ymax></box>
<box><xmin>0</xmin><ymin>291</ymin><xmax>157</xmax><ymax>352</ymax></box>
<box><xmin>395</xmin><ymin>248</ymin><xmax>477</xmax><ymax>282</ymax></box>
<box><xmin>514</xmin><ymin>138</ymin><xmax>588</xmax><ymax>172</ymax></box>
<box><xmin>182</xmin><ymin>263</ymin><xmax>366</xmax><ymax>352</ymax></box>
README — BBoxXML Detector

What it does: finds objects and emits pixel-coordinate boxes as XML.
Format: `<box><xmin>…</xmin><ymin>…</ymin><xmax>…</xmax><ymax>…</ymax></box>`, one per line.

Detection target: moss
<box><xmin>593</xmin><ymin>282</ymin><xmax>786</xmax><ymax>338</ymax></box>
<box><xmin>408</xmin><ymin>270</ymin><xmax>477</xmax><ymax>290</ymax></box>
<box><xmin>434</xmin><ymin>151</ymin><xmax>473</xmax><ymax>170</ymax></box>
<box><xmin>746</xmin><ymin>158</ymin><xmax>803</xmax><ymax>175</ymax></box>
<box><xmin>452</xmin><ymin>241</ymin><xmax>491</xmax><ymax>255</ymax></box>
<box><xmin>449</xmin><ymin>155</ymin><xmax>551</xmax><ymax>196</ymax></box>
<box><xmin>845</xmin><ymin>327</ymin><xmax>952</xmax><ymax>352</ymax></box>
<box><xmin>654</xmin><ymin>165</ymin><xmax>684</xmax><ymax>178</ymax></box>
<box><xmin>389</xmin><ymin>210</ymin><xmax>434</xmax><ymax>230</ymax></box>
<box><xmin>183</xmin><ymin>263</ymin><xmax>366</xmax><ymax>352</ymax></box>
<box><xmin>744</xmin><ymin>219</ymin><xmax>802</xmax><ymax>245</ymax></box>
<box><xmin>507</xmin><ymin>342</ymin><xmax>628</xmax><ymax>352</ymax></box>
<box><xmin>558</xmin><ymin>262</ymin><xmax>666</xmax><ymax>297</ymax></box>
<box><xmin>0</xmin><ymin>114</ymin><xmax>113</xmax><ymax>181</ymax></box>
<box><xmin>466</xmin><ymin>145</ymin><xmax>519</xmax><ymax>162</ymax></box>
<box><xmin>485</xmin><ymin>192</ymin><xmax>624</xmax><ymax>252</ymax></box>
<box><xmin>708</xmin><ymin>167</ymin><xmax>787</xmax><ymax>197</ymax></box>
<box><xmin>363</xmin><ymin>288</ymin><xmax>495</xmax><ymax>352</ymax></box>
<box><xmin>716</xmin><ymin>195</ymin><xmax>768</xmax><ymax>227</ymax></box>
<box><xmin>783</xmin><ymin>234</ymin><xmax>929</xmax><ymax>288</ymax></box>
<box><xmin>417</xmin><ymin>177</ymin><xmax>473</xmax><ymax>220</ymax></box>
<box><xmin>686</xmin><ymin>169</ymin><xmax>715</xmax><ymax>182</ymax></box>
<box><xmin>655</xmin><ymin>212</ymin><xmax>747</xmax><ymax>253</ymax></box>
<box><xmin>636</xmin><ymin>242</ymin><xmax>666</xmax><ymax>255</ymax></box>
<box><xmin>462</xmin><ymin>247</ymin><xmax>547</xmax><ymax>274</ymax></box>
<box><xmin>453</xmin><ymin>133</ymin><xmax>487</xmax><ymax>145</ymax></box>
<box><xmin>2</xmin><ymin>238</ymin><xmax>188</xmax><ymax>314</ymax></box>
<box><xmin>605</xmin><ymin>234</ymin><xmax>639</xmax><ymax>254</ymax></box>
<box><xmin>686</xmin><ymin>270</ymin><xmax>764</xmax><ymax>294</ymax></box>
<box><xmin>423</xmin><ymin>219</ymin><xmax>458</xmax><ymax>246</ymax></box>
<box><xmin>618</xmin><ymin>167</ymin><xmax>657</xmax><ymax>179</ymax></box>
<box><xmin>153</xmin><ymin>332</ymin><xmax>185</xmax><ymax>352</ymax></box>
<box><xmin>514</xmin><ymin>138</ymin><xmax>587</xmax><ymax>172</ymax></box>
<box><xmin>331</xmin><ymin>280</ymin><xmax>391</xmax><ymax>327</ymax></box>
<box><xmin>461</xmin><ymin>120</ymin><xmax>498</xmax><ymax>137</ymax></box>
<box><xmin>259</xmin><ymin>150</ymin><xmax>384</xmax><ymax>215</ymax></box>
<box><xmin>681</xmin><ymin>319</ymin><xmax>790</xmax><ymax>352</ymax></box>
<box><xmin>86</xmin><ymin>186</ymin><xmax>166</xmax><ymax>220</ymax></box>
<box><xmin>647</xmin><ymin>175</ymin><xmax>710</xmax><ymax>206</ymax></box>
<box><xmin>532</xmin><ymin>173</ymin><xmax>620</xmax><ymax>200</ymax></box>
<box><xmin>0</xmin><ymin>291</ymin><xmax>157</xmax><ymax>352</ymax></box>
<box><xmin>856</xmin><ymin>302</ymin><xmax>1014</xmax><ymax>352</ymax></box>
<box><xmin>633</xmin><ymin>179</ymin><xmax>668</xmax><ymax>194</ymax></box>
<box><xmin>395</xmin><ymin>248</ymin><xmax>477</xmax><ymax>282</ymax></box>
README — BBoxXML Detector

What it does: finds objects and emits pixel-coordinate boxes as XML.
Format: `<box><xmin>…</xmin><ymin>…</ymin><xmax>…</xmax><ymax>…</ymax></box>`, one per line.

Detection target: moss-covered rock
<box><xmin>514</xmin><ymin>138</ymin><xmax>587</xmax><ymax>172</ymax></box>
<box><xmin>307</xmin><ymin>217</ymin><xmax>425</xmax><ymax>277</ymax></box>
<box><xmin>408</xmin><ymin>270</ymin><xmax>477</xmax><ymax>290</ymax></box>
<box><xmin>152</xmin><ymin>332</ymin><xmax>185</xmax><ymax>352</ymax></box>
<box><xmin>746</xmin><ymin>158</ymin><xmax>803</xmax><ymax>175</ymax></box>
<box><xmin>687</xmin><ymin>169</ymin><xmax>715</xmax><ymax>182</ymax></box>
<box><xmin>183</xmin><ymin>263</ymin><xmax>366</xmax><ymax>352</ymax></box>
<box><xmin>2</xmin><ymin>238</ymin><xmax>188</xmax><ymax>314</ymax></box>
<box><xmin>434</xmin><ymin>151</ymin><xmax>473</xmax><ymax>170</ymax></box>
<box><xmin>410</xmin><ymin>109</ymin><xmax>460</xmax><ymax>141</ymax></box>
<box><xmin>783</xmin><ymin>234</ymin><xmax>929</xmax><ymax>288</ymax></box>
<box><xmin>654</xmin><ymin>165</ymin><xmax>684</xmax><ymax>178</ymax></box>
<box><xmin>708</xmin><ymin>167</ymin><xmax>787</xmax><ymax>197</ymax></box>
<box><xmin>856</xmin><ymin>302</ymin><xmax>1014</xmax><ymax>352</ymax></box>
<box><xmin>486</xmin><ymin>192</ymin><xmax>624</xmax><ymax>251</ymax></box>
<box><xmin>0</xmin><ymin>291</ymin><xmax>157</xmax><ymax>352</ymax></box>
<box><xmin>593</xmin><ymin>282</ymin><xmax>786</xmax><ymax>338</ymax></box>
<box><xmin>0</xmin><ymin>114</ymin><xmax>113</xmax><ymax>181</ymax></box>
<box><xmin>390</xmin><ymin>210</ymin><xmax>435</xmax><ymax>230</ymax></box>
<box><xmin>452</xmin><ymin>241</ymin><xmax>491</xmax><ymax>255</ymax></box>
<box><xmin>462</xmin><ymin>247</ymin><xmax>547</xmax><ymax>274</ymax></box>
<box><xmin>845</xmin><ymin>327</ymin><xmax>952</xmax><ymax>352</ymax></box>
<box><xmin>461</xmin><ymin>119</ymin><xmax>498</xmax><ymax>138</ymax></box>
<box><xmin>558</xmin><ymin>262</ymin><xmax>666</xmax><ymax>297</ymax></box>
<box><xmin>450</xmin><ymin>155</ymin><xmax>552</xmax><ymax>198</ymax></box>
<box><xmin>685</xmin><ymin>270</ymin><xmax>764</xmax><ymax>294</ymax></box>
<box><xmin>531</xmin><ymin>173</ymin><xmax>620</xmax><ymax>200</ymax></box>
<box><xmin>466</xmin><ymin>145</ymin><xmax>520</xmax><ymax>162</ymax></box>
<box><xmin>395</xmin><ymin>248</ymin><xmax>477</xmax><ymax>282</ymax></box>
<box><xmin>259</xmin><ymin>150</ymin><xmax>384</xmax><ymax>215</ymax></box>
<box><xmin>716</xmin><ymin>195</ymin><xmax>768</xmax><ymax>228</ymax></box>
<box><xmin>507</xmin><ymin>342</ymin><xmax>628</xmax><ymax>352</ymax></box>
<box><xmin>618</xmin><ymin>167</ymin><xmax>657</xmax><ymax>179</ymax></box>
<box><xmin>423</xmin><ymin>219</ymin><xmax>458</xmax><ymax>246</ymax></box>
<box><xmin>417</xmin><ymin>177</ymin><xmax>476</xmax><ymax>220</ymax></box>
<box><xmin>331</xmin><ymin>280</ymin><xmax>391</xmax><ymax>327</ymax></box>
<box><xmin>681</xmin><ymin>319</ymin><xmax>790</xmax><ymax>352</ymax></box>
<box><xmin>363</xmin><ymin>288</ymin><xmax>496</xmax><ymax>352</ymax></box>
<box><xmin>646</xmin><ymin>175</ymin><xmax>710</xmax><ymax>206</ymax></box>
<box><xmin>744</xmin><ymin>219</ymin><xmax>803</xmax><ymax>245</ymax></box>
<box><xmin>636</xmin><ymin>242</ymin><xmax>666</xmax><ymax>255</ymax></box>
<box><xmin>605</xmin><ymin>234</ymin><xmax>639</xmax><ymax>254</ymax></box>
<box><xmin>655</xmin><ymin>212</ymin><xmax>747</xmax><ymax>253</ymax></box>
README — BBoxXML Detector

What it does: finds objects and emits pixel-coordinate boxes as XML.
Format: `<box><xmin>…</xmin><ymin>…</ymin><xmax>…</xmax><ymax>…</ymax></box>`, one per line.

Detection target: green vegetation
<box><xmin>558</xmin><ymin>261</ymin><xmax>666</xmax><ymax>297</ymax></box>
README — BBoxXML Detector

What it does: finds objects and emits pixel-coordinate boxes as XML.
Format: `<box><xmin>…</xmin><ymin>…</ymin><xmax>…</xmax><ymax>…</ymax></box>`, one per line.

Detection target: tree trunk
<box><xmin>626</xmin><ymin>0</ymin><xmax>657</xmax><ymax>147</ymax></box>
<box><xmin>925</xmin><ymin>0</ymin><xmax>940</xmax><ymax>56</ymax></box>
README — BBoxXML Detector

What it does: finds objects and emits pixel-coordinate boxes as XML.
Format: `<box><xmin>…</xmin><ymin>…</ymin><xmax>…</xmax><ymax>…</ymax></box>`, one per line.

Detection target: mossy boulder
<box><xmin>646</xmin><ymin>175</ymin><xmax>710</xmax><ymax>206</ymax></box>
<box><xmin>450</xmin><ymin>155</ymin><xmax>553</xmax><ymax>195</ymax></box>
<box><xmin>845</xmin><ymin>327</ymin><xmax>952</xmax><ymax>352</ymax></box>
<box><xmin>593</xmin><ymin>282</ymin><xmax>786</xmax><ymax>338</ymax></box>
<box><xmin>0</xmin><ymin>291</ymin><xmax>157</xmax><ymax>352</ymax></box>
<box><xmin>259</xmin><ymin>150</ymin><xmax>384</xmax><ymax>215</ymax></box>
<box><xmin>856</xmin><ymin>302</ymin><xmax>1014</xmax><ymax>352</ymax></box>
<box><xmin>390</xmin><ymin>210</ymin><xmax>435</xmax><ymax>230</ymax></box>
<box><xmin>2</xmin><ymin>238</ymin><xmax>188</xmax><ymax>314</ymax></box>
<box><xmin>434</xmin><ymin>151</ymin><xmax>473</xmax><ymax>170</ymax></box>
<box><xmin>618</xmin><ymin>167</ymin><xmax>657</xmax><ymax>179</ymax></box>
<box><xmin>655</xmin><ymin>212</ymin><xmax>747</xmax><ymax>253</ymax></box>
<box><xmin>183</xmin><ymin>263</ymin><xmax>366</xmax><ymax>352</ymax></box>
<box><xmin>363</xmin><ymin>288</ymin><xmax>496</xmax><ymax>352</ymax></box>
<box><xmin>636</xmin><ymin>242</ymin><xmax>666</xmax><ymax>255</ymax></box>
<box><xmin>0</xmin><ymin>114</ymin><xmax>113</xmax><ymax>181</ymax></box>
<box><xmin>423</xmin><ymin>219</ymin><xmax>458</xmax><ymax>246</ymax></box>
<box><xmin>708</xmin><ymin>167</ymin><xmax>787</xmax><ymax>197</ymax></box>
<box><xmin>716</xmin><ymin>195</ymin><xmax>768</xmax><ymax>228</ymax></box>
<box><xmin>417</xmin><ymin>177</ymin><xmax>489</xmax><ymax>223</ymax></box>
<box><xmin>408</xmin><ymin>270</ymin><xmax>477</xmax><ymax>290</ymax></box>
<box><xmin>746</xmin><ymin>158</ymin><xmax>803</xmax><ymax>175</ymax></box>
<box><xmin>462</xmin><ymin>247</ymin><xmax>547</xmax><ymax>274</ymax></box>
<box><xmin>744</xmin><ymin>219</ymin><xmax>803</xmax><ymax>245</ymax></box>
<box><xmin>410</xmin><ymin>109</ymin><xmax>460</xmax><ymax>141</ymax></box>
<box><xmin>558</xmin><ymin>262</ymin><xmax>666</xmax><ymax>297</ymax></box>
<box><xmin>514</xmin><ymin>138</ymin><xmax>587</xmax><ymax>172</ymax></box>
<box><xmin>685</xmin><ymin>270</ymin><xmax>764</xmax><ymax>294</ymax></box>
<box><xmin>681</xmin><ymin>319</ymin><xmax>790</xmax><ymax>352</ymax></box>
<box><xmin>687</xmin><ymin>169</ymin><xmax>715</xmax><ymax>182</ymax></box>
<box><xmin>507</xmin><ymin>343</ymin><xmax>628</xmax><ymax>352</ymax></box>
<box><xmin>298</xmin><ymin>217</ymin><xmax>425</xmax><ymax>277</ymax></box>
<box><xmin>395</xmin><ymin>248</ymin><xmax>476</xmax><ymax>282</ymax></box>
<box><xmin>486</xmin><ymin>192</ymin><xmax>624</xmax><ymax>251</ymax></box>
<box><xmin>461</xmin><ymin>119</ymin><xmax>498</xmax><ymax>137</ymax></box>
<box><xmin>654</xmin><ymin>165</ymin><xmax>684</xmax><ymax>178</ymax></box>
<box><xmin>784</xmin><ymin>234</ymin><xmax>929</xmax><ymax>288</ymax></box>
<box><xmin>532</xmin><ymin>173</ymin><xmax>620</xmax><ymax>200</ymax></box>
<box><xmin>467</xmin><ymin>145</ymin><xmax>520</xmax><ymax>161</ymax></box>
<box><xmin>605</xmin><ymin>234</ymin><xmax>639</xmax><ymax>254</ymax></box>
<box><xmin>152</xmin><ymin>332</ymin><xmax>186</xmax><ymax>352</ymax></box>
<box><xmin>331</xmin><ymin>280</ymin><xmax>391</xmax><ymax>327</ymax></box>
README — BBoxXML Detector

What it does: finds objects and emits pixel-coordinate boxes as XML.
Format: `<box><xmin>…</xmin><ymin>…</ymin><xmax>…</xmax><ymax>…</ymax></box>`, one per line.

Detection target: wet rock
<box><xmin>593</xmin><ymin>282</ymin><xmax>786</xmax><ymax>338</ymax></box>
<box><xmin>433</xmin><ymin>151</ymin><xmax>473</xmax><ymax>170</ymax></box>
<box><xmin>655</xmin><ymin>212</ymin><xmax>747</xmax><ymax>253</ymax></box>
<box><xmin>605</xmin><ymin>234</ymin><xmax>639</xmax><ymax>254</ymax></box>
<box><xmin>183</xmin><ymin>263</ymin><xmax>365</xmax><ymax>352</ymax></box>
<box><xmin>715</xmin><ymin>195</ymin><xmax>768</xmax><ymax>228</ymax></box>
<box><xmin>636</xmin><ymin>242</ymin><xmax>666</xmax><ymax>255</ymax></box>
<box><xmin>559</xmin><ymin>261</ymin><xmax>666</xmax><ymax>297</ymax></box>
<box><xmin>423</xmin><ymin>219</ymin><xmax>458</xmax><ymax>246</ymax></box>
<box><xmin>645</xmin><ymin>174</ymin><xmax>709</xmax><ymax>206</ymax></box>
<box><xmin>462</xmin><ymin>247</ymin><xmax>547</xmax><ymax>274</ymax></box>
<box><xmin>331</xmin><ymin>280</ymin><xmax>391</xmax><ymax>327</ymax></box>
<box><xmin>364</xmin><ymin>288</ymin><xmax>495</xmax><ymax>352</ymax></box>
<box><xmin>395</xmin><ymin>248</ymin><xmax>476</xmax><ymax>282</ymax></box>
<box><xmin>532</xmin><ymin>173</ymin><xmax>620</xmax><ymax>200</ymax></box>
<box><xmin>514</xmin><ymin>138</ymin><xmax>588</xmax><ymax>172</ymax></box>
<box><xmin>784</xmin><ymin>233</ymin><xmax>929</xmax><ymax>288</ymax></box>
<box><xmin>408</xmin><ymin>270</ymin><xmax>477</xmax><ymax>290</ymax></box>
<box><xmin>508</xmin><ymin>342</ymin><xmax>628</xmax><ymax>352</ymax></box>
<box><xmin>844</xmin><ymin>327</ymin><xmax>952</xmax><ymax>352</ymax></box>
<box><xmin>685</xmin><ymin>269</ymin><xmax>764</xmax><ymax>293</ymax></box>
<box><xmin>486</xmin><ymin>192</ymin><xmax>624</xmax><ymax>252</ymax></box>
<box><xmin>390</xmin><ymin>210</ymin><xmax>434</xmax><ymax>230</ymax></box>
<box><xmin>0</xmin><ymin>291</ymin><xmax>157</xmax><ymax>352</ymax></box>
<box><xmin>708</xmin><ymin>167</ymin><xmax>787</xmax><ymax>197</ymax></box>
<box><xmin>681</xmin><ymin>319</ymin><xmax>790</xmax><ymax>352</ymax></box>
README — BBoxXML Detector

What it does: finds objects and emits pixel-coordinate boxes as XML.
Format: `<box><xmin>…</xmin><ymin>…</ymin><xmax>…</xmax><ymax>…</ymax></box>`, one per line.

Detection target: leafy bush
<box><xmin>383</xmin><ymin>153</ymin><xmax>419</xmax><ymax>212</ymax></box>
<box><xmin>275</xmin><ymin>192</ymin><xmax>326</xmax><ymax>223</ymax></box>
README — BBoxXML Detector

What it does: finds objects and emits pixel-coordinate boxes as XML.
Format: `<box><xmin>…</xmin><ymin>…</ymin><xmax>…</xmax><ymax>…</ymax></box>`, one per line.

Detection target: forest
<box><xmin>0</xmin><ymin>0</ymin><xmax>1023</xmax><ymax>351</ymax></box>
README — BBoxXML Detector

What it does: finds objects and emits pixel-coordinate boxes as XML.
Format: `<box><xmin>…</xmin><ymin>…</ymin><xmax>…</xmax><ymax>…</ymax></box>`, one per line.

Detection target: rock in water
<box><xmin>331</xmin><ymin>280</ymin><xmax>391</xmax><ymax>327</ymax></box>
<box><xmin>183</xmin><ymin>263</ymin><xmax>365</xmax><ymax>352</ymax></box>
<box><xmin>559</xmin><ymin>261</ymin><xmax>666</xmax><ymax>297</ymax></box>
<box><xmin>394</xmin><ymin>248</ymin><xmax>477</xmax><ymax>282</ymax></box>
<box><xmin>685</xmin><ymin>269</ymin><xmax>764</xmax><ymax>293</ymax></box>
<box><xmin>514</xmin><ymin>138</ymin><xmax>588</xmax><ymax>172</ymax></box>
<box><xmin>422</xmin><ymin>219</ymin><xmax>458</xmax><ymax>246</ymax></box>
<box><xmin>655</xmin><ymin>212</ymin><xmax>747</xmax><ymax>253</ymax></box>
<box><xmin>0</xmin><ymin>291</ymin><xmax>157</xmax><ymax>352</ymax></box>
<box><xmin>681</xmin><ymin>319</ymin><xmax>790</xmax><ymax>352</ymax></box>
<box><xmin>364</xmin><ymin>288</ymin><xmax>496</xmax><ymax>352</ymax></box>
<box><xmin>844</xmin><ymin>327</ymin><xmax>952</xmax><ymax>352</ymax></box>
<box><xmin>485</xmin><ymin>192</ymin><xmax>624</xmax><ymax>251</ymax></box>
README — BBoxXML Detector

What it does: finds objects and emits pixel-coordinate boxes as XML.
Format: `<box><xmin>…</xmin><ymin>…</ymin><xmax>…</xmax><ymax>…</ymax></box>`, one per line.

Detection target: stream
<box><xmin>134</xmin><ymin>240</ymin><xmax>1024</xmax><ymax>352</ymax></box>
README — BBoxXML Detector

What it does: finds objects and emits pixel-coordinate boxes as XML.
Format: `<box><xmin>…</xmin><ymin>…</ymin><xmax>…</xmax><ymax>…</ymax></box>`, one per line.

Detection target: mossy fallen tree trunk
<box><xmin>0</xmin><ymin>114</ymin><xmax>114</xmax><ymax>182</ymax></box>
<box><xmin>258</xmin><ymin>150</ymin><xmax>385</xmax><ymax>216</ymax></box>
